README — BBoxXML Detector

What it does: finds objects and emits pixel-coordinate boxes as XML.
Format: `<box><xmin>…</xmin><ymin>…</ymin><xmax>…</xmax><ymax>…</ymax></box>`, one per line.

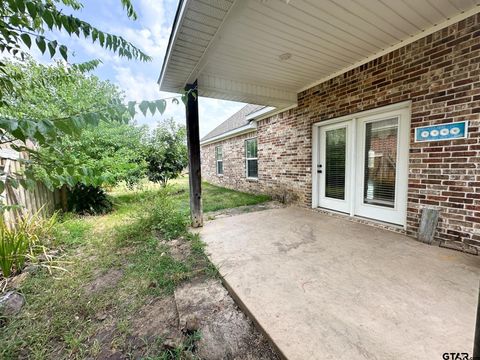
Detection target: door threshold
<box><xmin>314</xmin><ymin>207</ymin><xmax>406</xmax><ymax>234</ymax></box>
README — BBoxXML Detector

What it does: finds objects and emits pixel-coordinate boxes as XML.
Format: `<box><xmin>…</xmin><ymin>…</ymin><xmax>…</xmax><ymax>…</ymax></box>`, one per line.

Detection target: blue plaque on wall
<box><xmin>414</xmin><ymin>121</ymin><xmax>468</xmax><ymax>142</ymax></box>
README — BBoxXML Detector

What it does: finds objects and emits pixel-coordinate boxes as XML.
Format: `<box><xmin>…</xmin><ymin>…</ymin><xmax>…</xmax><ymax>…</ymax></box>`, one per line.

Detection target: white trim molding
<box><xmin>200</xmin><ymin>123</ymin><xmax>257</xmax><ymax>146</ymax></box>
<box><xmin>246</xmin><ymin>106</ymin><xmax>276</xmax><ymax>121</ymax></box>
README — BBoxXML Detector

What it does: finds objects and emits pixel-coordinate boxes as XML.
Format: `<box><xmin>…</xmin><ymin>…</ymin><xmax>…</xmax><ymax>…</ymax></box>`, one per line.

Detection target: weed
<box><xmin>0</xmin><ymin>210</ymin><xmax>58</xmax><ymax>278</ymax></box>
<box><xmin>145</xmin><ymin>331</ymin><xmax>201</xmax><ymax>360</ymax></box>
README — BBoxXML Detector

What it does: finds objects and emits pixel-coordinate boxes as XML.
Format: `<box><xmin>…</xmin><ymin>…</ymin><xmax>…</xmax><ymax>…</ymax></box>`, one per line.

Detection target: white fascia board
<box><xmin>246</xmin><ymin>106</ymin><xmax>276</xmax><ymax>120</ymax></box>
<box><xmin>157</xmin><ymin>0</ymin><xmax>189</xmax><ymax>88</ymax></box>
<box><xmin>200</xmin><ymin>123</ymin><xmax>257</xmax><ymax>146</ymax></box>
<box><xmin>251</xmin><ymin>104</ymin><xmax>298</xmax><ymax>122</ymax></box>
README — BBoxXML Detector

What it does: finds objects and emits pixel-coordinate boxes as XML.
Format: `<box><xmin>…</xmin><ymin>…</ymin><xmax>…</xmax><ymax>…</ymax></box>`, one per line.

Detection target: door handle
<box><xmin>317</xmin><ymin>170</ymin><xmax>322</xmax><ymax>173</ymax></box>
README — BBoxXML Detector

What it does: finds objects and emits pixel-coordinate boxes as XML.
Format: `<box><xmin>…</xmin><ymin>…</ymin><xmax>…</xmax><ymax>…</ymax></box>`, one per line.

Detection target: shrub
<box><xmin>0</xmin><ymin>211</ymin><xmax>57</xmax><ymax>278</ymax></box>
<box><xmin>67</xmin><ymin>184</ymin><xmax>113</xmax><ymax>215</ymax></box>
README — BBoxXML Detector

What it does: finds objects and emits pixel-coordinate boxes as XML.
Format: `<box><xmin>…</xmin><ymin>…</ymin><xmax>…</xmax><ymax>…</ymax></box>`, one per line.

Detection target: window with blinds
<box><xmin>363</xmin><ymin>118</ymin><xmax>398</xmax><ymax>208</ymax></box>
<box><xmin>325</xmin><ymin>127</ymin><xmax>346</xmax><ymax>200</ymax></box>
<box><xmin>245</xmin><ymin>138</ymin><xmax>258</xmax><ymax>178</ymax></box>
<box><xmin>215</xmin><ymin>145</ymin><xmax>223</xmax><ymax>175</ymax></box>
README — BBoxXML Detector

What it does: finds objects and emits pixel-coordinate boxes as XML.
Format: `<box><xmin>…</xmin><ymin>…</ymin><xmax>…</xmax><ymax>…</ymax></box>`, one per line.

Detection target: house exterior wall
<box><xmin>201</xmin><ymin>131</ymin><xmax>262</xmax><ymax>194</ymax></box>
<box><xmin>201</xmin><ymin>14</ymin><xmax>480</xmax><ymax>251</ymax></box>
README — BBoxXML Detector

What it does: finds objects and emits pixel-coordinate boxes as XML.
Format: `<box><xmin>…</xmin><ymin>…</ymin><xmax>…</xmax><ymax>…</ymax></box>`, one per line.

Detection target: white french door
<box><xmin>315</xmin><ymin>105</ymin><xmax>410</xmax><ymax>226</ymax></box>
<box><xmin>354</xmin><ymin>109</ymin><xmax>409</xmax><ymax>225</ymax></box>
<box><xmin>318</xmin><ymin>121</ymin><xmax>352</xmax><ymax>214</ymax></box>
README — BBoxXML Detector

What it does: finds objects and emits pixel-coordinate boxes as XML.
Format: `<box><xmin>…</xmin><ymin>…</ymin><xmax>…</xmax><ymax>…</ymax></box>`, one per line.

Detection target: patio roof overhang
<box><xmin>158</xmin><ymin>0</ymin><xmax>480</xmax><ymax>108</ymax></box>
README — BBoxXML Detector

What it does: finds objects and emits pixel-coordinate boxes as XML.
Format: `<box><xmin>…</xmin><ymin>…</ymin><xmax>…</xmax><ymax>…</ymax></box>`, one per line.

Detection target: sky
<box><xmin>21</xmin><ymin>0</ymin><xmax>246</xmax><ymax>137</ymax></box>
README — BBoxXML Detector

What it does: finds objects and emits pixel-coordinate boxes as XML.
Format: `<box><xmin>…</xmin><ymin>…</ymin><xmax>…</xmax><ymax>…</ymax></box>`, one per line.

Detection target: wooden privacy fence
<box><xmin>0</xmin><ymin>146</ymin><xmax>64</xmax><ymax>226</ymax></box>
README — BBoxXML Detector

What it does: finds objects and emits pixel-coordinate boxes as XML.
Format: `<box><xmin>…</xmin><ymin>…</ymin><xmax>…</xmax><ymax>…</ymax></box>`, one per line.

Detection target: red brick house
<box><xmin>159</xmin><ymin>1</ymin><xmax>480</xmax><ymax>253</ymax></box>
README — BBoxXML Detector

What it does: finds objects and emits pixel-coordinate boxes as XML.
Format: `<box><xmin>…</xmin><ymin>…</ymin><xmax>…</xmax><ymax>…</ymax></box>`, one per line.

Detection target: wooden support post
<box><xmin>185</xmin><ymin>80</ymin><xmax>203</xmax><ymax>227</ymax></box>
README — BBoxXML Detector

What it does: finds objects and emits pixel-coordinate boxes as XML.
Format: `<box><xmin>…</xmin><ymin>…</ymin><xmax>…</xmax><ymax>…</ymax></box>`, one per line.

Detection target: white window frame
<box><xmin>245</xmin><ymin>138</ymin><xmax>258</xmax><ymax>179</ymax></box>
<box><xmin>215</xmin><ymin>145</ymin><xmax>223</xmax><ymax>176</ymax></box>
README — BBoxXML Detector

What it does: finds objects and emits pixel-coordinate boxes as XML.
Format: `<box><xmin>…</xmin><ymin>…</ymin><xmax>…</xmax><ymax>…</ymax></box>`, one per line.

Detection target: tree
<box><xmin>0</xmin><ymin>59</ymin><xmax>148</xmax><ymax>189</ymax></box>
<box><xmin>0</xmin><ymin>0</ymin><xmax>189</xmax><ymax>194</ymax></box>
<box><xmin>34</xmin><ymin>121</ymin><xmax>149</xmax><ymax>189</ymax></box>
<box><xmin>146</xmin><ymin>119</ymin><xmax>188</xmax><ymax>187</ymax></box>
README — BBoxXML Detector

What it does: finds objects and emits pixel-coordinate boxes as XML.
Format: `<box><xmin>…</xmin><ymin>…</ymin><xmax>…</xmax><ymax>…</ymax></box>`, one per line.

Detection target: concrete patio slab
<box><xmin>200</xmin><ymin>207</ymin><xmax>480</xmax><ymax>360</ymax></box>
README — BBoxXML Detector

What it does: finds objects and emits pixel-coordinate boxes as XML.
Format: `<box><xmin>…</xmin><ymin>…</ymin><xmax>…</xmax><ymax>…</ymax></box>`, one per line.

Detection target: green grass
<box><xmin>0</xmin><ymin>178</ymin><xmax>268</xmax><ymax>359</ymax></box>
<box><xmin>170</xmin><ymin>177</ymin><xmax>271</xmax><ymax>213</ymax></box>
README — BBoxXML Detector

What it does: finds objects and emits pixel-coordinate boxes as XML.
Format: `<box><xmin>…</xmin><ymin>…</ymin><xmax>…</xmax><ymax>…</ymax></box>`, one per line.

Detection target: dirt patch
<box><xmin>130</xmin><ymin>296</ymin><xmax>181</xmax><ymax>344</ymax></box>
<box><xmin>84</xmin><ymin>269</ymin><xmax>123</xmax><ymax>294</ymax></box>
<box><xmin>85</xmin><ymin>237</ymin><xmax>279</xmax><ymax>359</ymax></box>
<box><xmin>160</xmin><ymin>237</ymin><xmax>192</xmax><ymax>262</ymax></box>
<box><xmin>175</xmin><ymin>278</ymin><xmax>278</xmax><ymax>360</ymax></box>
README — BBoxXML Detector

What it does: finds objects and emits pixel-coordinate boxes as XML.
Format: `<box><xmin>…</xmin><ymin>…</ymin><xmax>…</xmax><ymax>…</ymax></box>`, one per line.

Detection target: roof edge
<box><xmin>157</xmin><ymin>0</ymin><xmax>187</xmax><ymax>88</ymax></box>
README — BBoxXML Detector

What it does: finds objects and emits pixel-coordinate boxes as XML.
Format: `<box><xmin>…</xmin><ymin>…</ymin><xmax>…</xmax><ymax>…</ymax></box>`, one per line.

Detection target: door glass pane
<box><xmin>325</xmin><ymin>127</ymin><xmax>346</xmax><ymax>200</ymax></box>
<box><xmin>363</xmin><ymin>118</ymin><xmax>398</xmax><ymax>208</ymax></box>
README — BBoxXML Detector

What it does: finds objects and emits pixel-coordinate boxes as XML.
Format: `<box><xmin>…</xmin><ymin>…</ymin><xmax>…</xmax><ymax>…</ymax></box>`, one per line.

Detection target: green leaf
<box><xmin>43</xmin><ymin>10</ymin><xmax>54</xmax><ymax>29</ymax></box>
<box><xmin>55</xmin><ymin>119</ymin><xmax>74</xmax><ymax>135</ymax></box>
<box><xmin>35</xmin><ymin>36</ymin><xmax>46</xmax><ymax>54</ymax></box>
<box><xmin>20</xmin><ymin>33</ymin><xmax>31</xmax><ymax>48</ymax></box>
<box><xmin>128</xmin><ymin>101</ymin><xmax>136</xmax><ymax>118</ymax></box>
<box><xmin>62</xmin><ymin>15</ymin><xmax>72</xmax><ymax>34</ymax></box>
<box><xmin>0</xmin><ymin>117</ymin><xmax>18</xmax><ymax>132</ymax></box>
<box><xmin>0</xmin><ymin>181</ymin><xmax>5</xmax><ymax>194</ymax></box>
<box><xmin>139</xmin><ymin>101</ymin><xmax>149</xmax><ymax>116</ymax></box>
<box><xmin>98</xmin><ymin>31</ymin><xmax>105</xmax><ymax>47</ymax></box>
<box><xmin>26</xmin><ymin>1</ymin><xmax>37</xmax><ymax>18</ymax></box>
<box><xmin>148</xmin><ymin>101</ymin><xmax>156</xmax><ymax>116</ymax></box>
<box><xmin>59</xmin><ymin>45</ymin><xmax>68</xmax><ymax>61</ymax></box>
<box><xmin>91</xmin><ymin>29</ymin><xmax>98</xmax><ymax>42</ymax></box>
<box><xmin>156</xmin><ymin>99</ymin><xmax>167</xmax><ymax>115</ymax></box>
<box><xmin>47</xmin><ymin>40</ymin><xmax>57</xmax><ymax>57</ymax></box>
<box><xmin>84</xmin><ymin>113</ymin><xmax>99</xmax><ymax>127</ymax></box>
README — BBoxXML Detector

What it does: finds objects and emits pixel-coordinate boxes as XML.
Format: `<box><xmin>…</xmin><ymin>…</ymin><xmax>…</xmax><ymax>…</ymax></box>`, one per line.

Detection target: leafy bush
<box><xmin>67</xmin><ymin>184</ymin><xmax>113</xmax><ymax>215</ymax></box>
<box><xmin>0</xmin><ymin>211</ymin><xmax>57</xmax><ymax>278</ymax></box>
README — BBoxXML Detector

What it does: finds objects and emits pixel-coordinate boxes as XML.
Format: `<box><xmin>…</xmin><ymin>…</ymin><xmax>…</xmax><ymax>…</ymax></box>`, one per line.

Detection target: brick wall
<box><xmin>201</xmin><ymin>14</ymin><xmax>480</xmax><ymax>251</ymax></box>
<box><xmin>201</xmin><ymin>131</ymin><xmax>262</xmax><ymax>194</ymax></box>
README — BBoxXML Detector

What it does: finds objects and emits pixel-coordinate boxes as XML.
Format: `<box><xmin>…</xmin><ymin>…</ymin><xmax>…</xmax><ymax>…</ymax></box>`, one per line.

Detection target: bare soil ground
<box><xmin>82</xmin><ymin>237</ymin><xmax>279</xmax><ymax>360</ymax></box>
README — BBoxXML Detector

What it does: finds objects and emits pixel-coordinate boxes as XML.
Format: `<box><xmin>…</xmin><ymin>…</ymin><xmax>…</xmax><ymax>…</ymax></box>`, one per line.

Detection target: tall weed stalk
<box><xmin>0</xmin><ymin>210</ymin><xmax>58</xmax><ymax>278</ymax></box>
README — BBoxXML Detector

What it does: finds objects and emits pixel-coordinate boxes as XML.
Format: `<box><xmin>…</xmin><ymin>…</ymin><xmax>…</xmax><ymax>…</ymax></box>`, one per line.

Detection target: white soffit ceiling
<box><xmin>159</xmin><ymin>0</ymin><xmax>480</xmax><ymax>107</ymax></box>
